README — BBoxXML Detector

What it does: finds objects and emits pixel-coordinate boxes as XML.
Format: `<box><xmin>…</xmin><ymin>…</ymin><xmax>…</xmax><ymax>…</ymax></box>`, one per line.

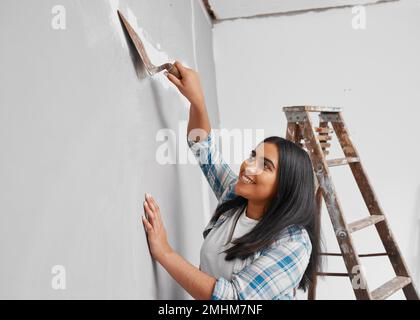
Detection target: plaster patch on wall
<box><xmin>123</xmin><ymin>8</ymin><xmax>191</xmax><ymax>108</ymax></box>
<box><xmin>106</xmin><ymin>2</ymin><xmax>191</xmax><ymax>108</ymax></box>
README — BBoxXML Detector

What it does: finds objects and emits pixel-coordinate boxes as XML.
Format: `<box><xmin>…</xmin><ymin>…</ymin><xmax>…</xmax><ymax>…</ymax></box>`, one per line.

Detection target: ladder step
<box><xmin>326</xmin><ymin>157</ymin><xmax>359</xmax><ymax>167</ymax></box>
<box><xmin>320</xmin><ymin>142</ymin><xmax>331</xmax><ymax>149</ymax></box>
<box><xmin>283</xmin><ymin>106</ymin><xmax>342</xmax><ymax>113</ymax></box>
<box><xmin>317</xmin><ymin>135</ymin><xmax>332</xmax><ymax>142</ymax></box>
<box><xmin>315</xmin><ymin>272</ymin><xmax>349</xmax><ymax>277</ymax></box>
<box><xmin>320</xmin><ymin>252</ymin><xmax>388</xmax><ymax>258</ymax></box>
<box><xmin>371</xmin><ymin>276</ymin><xmax>412</xmax><ymax>300</ymax></box>
<box><xmin>348</xmin><ymin>215</ymin><xmax>385</xmax><ymax>233</ymax></box>
<box><xmin>315</xmin><ymin>127</ymin><xmax>334</xmax><ymax>134</ymax></box>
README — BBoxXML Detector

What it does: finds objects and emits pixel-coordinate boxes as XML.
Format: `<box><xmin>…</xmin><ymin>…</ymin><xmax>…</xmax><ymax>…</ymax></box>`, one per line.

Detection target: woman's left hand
<box><xmin>142</xmin><ymin>193</ymin><xmax>173</xmax><ymax>262</ymax></box>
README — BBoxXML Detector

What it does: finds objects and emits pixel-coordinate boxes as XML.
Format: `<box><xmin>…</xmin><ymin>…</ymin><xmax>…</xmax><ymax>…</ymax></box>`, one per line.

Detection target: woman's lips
<box><xmin>240</xmin><ymin>173</ymin><xmax>256</xmax><ymax>184</ymax></box>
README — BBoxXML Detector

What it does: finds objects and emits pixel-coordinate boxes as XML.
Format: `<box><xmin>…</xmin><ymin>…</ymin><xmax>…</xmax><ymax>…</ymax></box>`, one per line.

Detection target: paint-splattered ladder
<box><xmin>283</xmin><ymin>106</ymin><xmax>419</xmax><ymax>300</ymax></box>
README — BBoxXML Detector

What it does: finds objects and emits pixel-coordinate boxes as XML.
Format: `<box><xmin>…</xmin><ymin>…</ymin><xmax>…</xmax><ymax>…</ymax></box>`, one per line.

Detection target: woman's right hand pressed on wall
<box><xmin>166</xmin><ymin>61</ymin><xmax>206</xmax><ymax>107</ymax></box>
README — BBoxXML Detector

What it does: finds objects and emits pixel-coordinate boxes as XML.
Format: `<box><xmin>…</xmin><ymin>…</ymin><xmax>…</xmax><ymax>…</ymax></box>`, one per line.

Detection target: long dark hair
<box><xmin>208</xmin><ymin>136</ymin><xmax>321</xmax><ymax>291</ymax></box>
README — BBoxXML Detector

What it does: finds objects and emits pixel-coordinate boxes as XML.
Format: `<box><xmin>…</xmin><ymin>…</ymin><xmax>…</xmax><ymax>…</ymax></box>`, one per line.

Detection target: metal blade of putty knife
<box><xmin>117</xmin><ymin>10</ymin><xmax>181</xmax><ymax>79</ymax></box>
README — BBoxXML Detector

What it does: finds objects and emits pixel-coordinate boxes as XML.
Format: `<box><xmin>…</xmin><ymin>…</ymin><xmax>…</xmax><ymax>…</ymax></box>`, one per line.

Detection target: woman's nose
<box><xmin>245</xmin><ymin>160</ymin><xmax>261</xmax><ymax>175</ymax></box>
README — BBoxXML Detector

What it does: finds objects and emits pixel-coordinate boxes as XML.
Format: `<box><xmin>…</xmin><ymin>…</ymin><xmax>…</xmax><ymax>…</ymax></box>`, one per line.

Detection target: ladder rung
<box><xmin>359</xmin><ymin>252</ymin><xmax>388</xmax><ymax>258</ymax></box>
<box><xmin>317</xmin><ymin>135</ymin><xmax>332</xmax><ymax>142</ymax></box>
<box><xmin>320</xmin><ymin>142</ymin><xmax>331</xmax><ymax>149</ymax></box>
<box><xmin>283</xmin><ymin>106</ymin><xmax>341</xmax><ymax>112</ymax></box>
<box><xmin>326</xmin><ymin>157</ymin><xmax>359</xmax><ymax>167</ymax></box>
<box><xmin>320</xmin><ymin>252</ymin><xmax>388</xmax><ymax>258</ymax></box>
<box><xmin>348</xmin><ymin>215</ymin><xmax>385</xmax><ymax>233</ymax></box>
<box><xmin>315</xmin><ymin>127</ymin><xmax>334</xmax><ymax>134</ymax></box>
<box><xmin>371</xmin><ymin>276</ymin><xmax>411</xmax><ymax>300</ymax></box>
<box><xmin>316</xmin><ymin>272</ymin><xmax>349</xmax><ymax>277</ymax></box>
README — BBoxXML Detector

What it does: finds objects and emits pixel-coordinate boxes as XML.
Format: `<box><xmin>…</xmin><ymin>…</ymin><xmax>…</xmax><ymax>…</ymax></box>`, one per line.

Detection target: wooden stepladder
<box><xmin>283</xmin><ymin>106</ymin><xmax>419</xmax><ymax>300</ymax></box>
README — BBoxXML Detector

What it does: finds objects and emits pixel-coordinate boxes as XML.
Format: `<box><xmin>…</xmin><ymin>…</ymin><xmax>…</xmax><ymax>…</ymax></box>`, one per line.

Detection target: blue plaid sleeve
<box><xmin>211</xmin><ymin>226</ymin><xmax>312</xmax><ymax>300</ymax></box>
<box><xmin>187</xmin><ymin>129</ymin><xmax>238</xmax><ymax>203</ymax></box>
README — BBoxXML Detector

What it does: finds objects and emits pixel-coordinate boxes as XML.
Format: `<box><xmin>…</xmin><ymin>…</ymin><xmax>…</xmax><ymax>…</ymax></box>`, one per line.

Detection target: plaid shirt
<box><xmin>187</xmin><ymin>130</ymin><xmax>312</xmax><ymax>300</ymax></box>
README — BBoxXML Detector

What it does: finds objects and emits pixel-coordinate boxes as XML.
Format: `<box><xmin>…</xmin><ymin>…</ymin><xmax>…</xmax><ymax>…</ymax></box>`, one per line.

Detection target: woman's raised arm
<box><xmin>166</xmin><ymin>61</ymin><xmax>237</xmax><ymax>203</ymax></box>
<box><xmin>166</xmin><ymin>60</ymin><xmax>210</xmax><ymax>142</ymax></box>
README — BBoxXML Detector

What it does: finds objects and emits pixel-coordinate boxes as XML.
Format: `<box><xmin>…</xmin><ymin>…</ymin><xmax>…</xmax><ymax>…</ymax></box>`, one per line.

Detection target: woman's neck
<box><xmin>246</xmin><ymin>200</ymin><xmax>267</xmax><ymax>220</ymax></box>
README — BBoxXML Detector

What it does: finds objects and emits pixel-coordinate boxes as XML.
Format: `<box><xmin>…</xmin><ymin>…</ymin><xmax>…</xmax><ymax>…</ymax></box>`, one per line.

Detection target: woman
<box><xmin>141</xmin><ymin>61</ymin><xmax>321</xmax><ymax>300</ymax></box>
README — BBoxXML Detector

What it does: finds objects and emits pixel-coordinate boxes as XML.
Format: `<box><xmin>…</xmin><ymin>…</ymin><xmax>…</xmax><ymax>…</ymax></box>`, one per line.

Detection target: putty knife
<box><xmin>117</xmin><ymin>10</ymin><xmax>182</xmax><ymax>79</ymax></box>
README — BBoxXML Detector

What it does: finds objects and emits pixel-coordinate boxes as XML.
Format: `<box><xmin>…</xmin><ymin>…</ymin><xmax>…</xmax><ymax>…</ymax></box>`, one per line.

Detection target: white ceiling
<box><xmin>207</xmin><ymin>0</ymin><xmax>382</xmax><ymax>20</ymax></box>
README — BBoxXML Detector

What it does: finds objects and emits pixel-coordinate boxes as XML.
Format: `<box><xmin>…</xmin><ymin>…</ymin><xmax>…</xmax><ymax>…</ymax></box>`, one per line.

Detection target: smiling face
<box><xmin>234</xmin><ymin>142</ymin><xmax>279</xmax><ymax>204</ymax></box>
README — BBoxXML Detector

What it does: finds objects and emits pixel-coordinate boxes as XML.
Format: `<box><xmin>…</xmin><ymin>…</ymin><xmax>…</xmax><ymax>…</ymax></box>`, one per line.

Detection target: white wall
<box><xmin>213</xmin><ymin>0</ymin><xmax>420</xmax><ymax>299</ymax></box>
<box><xmin>0</xmin><ymin>0</ymin><xmax>219</xmax><ymax>299</ymax></box>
